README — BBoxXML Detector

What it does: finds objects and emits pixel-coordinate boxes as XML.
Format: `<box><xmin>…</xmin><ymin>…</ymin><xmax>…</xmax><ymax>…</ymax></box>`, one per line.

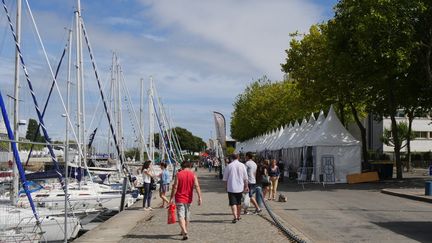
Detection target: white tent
<box><xmin>305</xmin><ymin>106</ymin><xmax>361</xmax><ymax>183</ymax></box>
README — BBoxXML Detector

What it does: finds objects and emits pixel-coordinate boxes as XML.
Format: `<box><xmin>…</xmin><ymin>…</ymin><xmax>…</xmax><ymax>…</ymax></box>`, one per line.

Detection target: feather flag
<box><xmin>213</xmin><ymin>111</ymin><xmax>226</xmax><ymax>147</ymax></box>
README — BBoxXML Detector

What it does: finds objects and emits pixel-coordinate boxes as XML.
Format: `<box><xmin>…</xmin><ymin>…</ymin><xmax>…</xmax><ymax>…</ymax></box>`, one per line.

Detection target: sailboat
<box><xmin>0</xmin><ymin>0</ymin><xmax>82</xmax><ymax>241</ymax></box>
<box><xmin>12</xmin><ymin>0</ymin><xmax>138</xmax><ymax>214</ymax></box>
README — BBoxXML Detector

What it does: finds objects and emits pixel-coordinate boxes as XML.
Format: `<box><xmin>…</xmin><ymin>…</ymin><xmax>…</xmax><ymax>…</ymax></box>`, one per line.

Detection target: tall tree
<box><xmin>25</xmin><ymin>118</ymin><xmax>44</xmax><ymax>143</ymax></box>
<box><xmin>330</xmin><ymin>0</ymin><xmax>426</xmax><ymax>179</ymax></box>
<box><xmin>231</xmin><ymin>77</ymin><xmax>307</xmax><ymax>141</ymax></box>
<box><xmin>282</xmin><ymin>24</ymin><xmax>370</xmax><ymax>169</ymax></box>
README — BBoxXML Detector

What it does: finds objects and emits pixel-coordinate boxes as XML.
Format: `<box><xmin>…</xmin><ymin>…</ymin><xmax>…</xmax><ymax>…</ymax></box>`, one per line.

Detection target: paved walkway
<box><xmin>381</xmin><ymin>188</ymin><xmax>432</xmax><ymax>203</ymax></box>
<box><xmin>75</xmin><ymin>169</ymin><xmax>432</xmax><ymax>243</ymax></box>
<box><xmin>75</xmin><ymin>169</ymin><xmax>288</xmax><ymax>243</ymax></box>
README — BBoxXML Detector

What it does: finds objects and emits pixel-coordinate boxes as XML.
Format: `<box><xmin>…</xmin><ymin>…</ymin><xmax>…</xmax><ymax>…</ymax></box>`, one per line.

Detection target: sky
<box><xmin>0</xmin><ymin>0</ymin><xmax>338</xmax><ymax>151</ymax></box>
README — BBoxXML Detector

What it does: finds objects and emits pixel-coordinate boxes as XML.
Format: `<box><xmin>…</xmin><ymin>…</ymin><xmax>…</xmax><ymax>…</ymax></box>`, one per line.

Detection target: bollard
<box><xmin>119</xmin><ymin>177</ymin><xmax>128</xmax><ymax>211</ymax></box>
<box><xmin>426</xmin><ymin>181</ymin><xmax>432</xmax><ymax>196</ymax></box>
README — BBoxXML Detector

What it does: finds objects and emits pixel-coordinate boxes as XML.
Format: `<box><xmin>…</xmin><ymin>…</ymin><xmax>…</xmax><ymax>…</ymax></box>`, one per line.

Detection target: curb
<box><xmin>381</xmin><ymin>189</ymin><xmax>432</xmax><ymax>203</ymax></box>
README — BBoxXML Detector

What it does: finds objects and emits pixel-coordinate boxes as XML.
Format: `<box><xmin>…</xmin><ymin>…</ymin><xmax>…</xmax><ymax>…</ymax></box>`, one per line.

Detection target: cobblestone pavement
<box><xmin>120</xmin><ymin>169</ymin><xmax>288</xmax><ymax>243</ymax></box>
<box><xmin>77</xmin><ymin>168</ymin><xmax>432</xmax><ymax>243</ymax></box>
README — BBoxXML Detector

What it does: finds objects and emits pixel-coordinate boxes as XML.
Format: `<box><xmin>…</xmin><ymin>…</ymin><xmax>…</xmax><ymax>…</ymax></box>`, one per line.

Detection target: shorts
<box><xmin>176</xmin><ymin>203</ymin><xmax>191</xmax><ymax>221</ymax></box>
<box><xmin>228</xmin><ymin>192</ymin><xmax>243</xmax><ymax>206</ymax></box>
<box><xmin>248</xmin><ymin>184</ymin><xmax>257</xmax><ymax>197</ymax></box>
<box><xmin>160</xmin><ymin>184</ymin><xmax>169</xmax><ymax>193</ymax></box>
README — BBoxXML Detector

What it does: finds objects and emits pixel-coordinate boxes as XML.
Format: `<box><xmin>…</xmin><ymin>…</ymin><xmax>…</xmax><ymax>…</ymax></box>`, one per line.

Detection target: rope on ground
<box><xmin>258</xmin><ymin>188</ymin><xmax>308</xmax><ymax>243</ymax></box>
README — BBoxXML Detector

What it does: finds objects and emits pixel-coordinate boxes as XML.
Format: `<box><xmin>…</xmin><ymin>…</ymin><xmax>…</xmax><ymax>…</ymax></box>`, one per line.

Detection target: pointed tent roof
<box><xmin>307</xmin><ymin>106</ymin><xmax>360</xmax><ymax>146</ymax></box>
<box><xmin>298</xmin><ymin>110</ymin><xmax>325</xmax><ymax>147</ymax></box>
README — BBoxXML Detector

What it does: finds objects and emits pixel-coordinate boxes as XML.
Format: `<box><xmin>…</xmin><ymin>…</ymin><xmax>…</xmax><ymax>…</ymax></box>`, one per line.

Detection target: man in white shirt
<box><xmin>245</xmin><ymin>152</ymin><xmax>262</xmax><ymax>214</ymax></box>
<box><xmin>223</xmin><ymin>153</ymin><xmax>248</xmax><ymax>223</ymax></box>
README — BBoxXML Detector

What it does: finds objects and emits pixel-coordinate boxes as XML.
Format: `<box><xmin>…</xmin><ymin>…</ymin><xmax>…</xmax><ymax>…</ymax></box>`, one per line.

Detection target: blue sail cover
<box><xmin>0</xmin><ymin>91</ymin><xmax>40</xmax><ymax>223</ymax></box>
<box><xmin>18</xmin><ymin>181</ymin><xmax>43</xmax><ymax>195</ymax></box>
<box><xmin>26</xmin><ymin>167</ymin><xmax>85</xmax><ymax>181</ymax></box>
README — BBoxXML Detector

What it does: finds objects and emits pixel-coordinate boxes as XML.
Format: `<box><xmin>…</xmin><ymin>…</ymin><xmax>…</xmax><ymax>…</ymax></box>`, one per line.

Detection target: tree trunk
<box><xmin>407</xmin><ymin>110</ymin><xmax>414</xmax><ymax>172</ymax></box>
<box><xmin>338</xmin><ymin>102</ymin><xmax>346</xmax><ymax>127</ymax></box>
<box><xmin>390</xmin><ymin>113</ymin><xmax>403</xmax><ymax>179</ymax></box>
<box><xmin>350</xmin><ymin>103</ymin><xmax>369</xmax><ymax>171</ymax></box>
<box><xmin>384</xmin><ymin>77</ymin><xmax>402</xmax><ymax>179</ymax></box>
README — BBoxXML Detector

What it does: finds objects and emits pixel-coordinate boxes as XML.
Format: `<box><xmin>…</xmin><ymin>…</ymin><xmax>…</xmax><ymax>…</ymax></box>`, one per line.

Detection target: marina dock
<box><xmin>74</xmin><ymin>168</ymin><xmax>432</xmax><ymax>243</ymax></box>
<box><xmin>74</xmin><ymin>169</ymin><xmax>290</xmax><ymax>243</ymax></box>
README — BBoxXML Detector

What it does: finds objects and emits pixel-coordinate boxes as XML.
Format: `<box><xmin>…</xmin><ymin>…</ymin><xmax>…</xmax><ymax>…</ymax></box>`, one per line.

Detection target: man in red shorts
<box><xmin>170</xmin><ymin>161</ymin><xmax>202</xmax><ymax>240</ymax></box>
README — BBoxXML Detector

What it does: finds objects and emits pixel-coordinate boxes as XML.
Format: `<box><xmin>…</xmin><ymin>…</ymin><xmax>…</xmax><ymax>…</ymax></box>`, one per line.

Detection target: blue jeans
<box><xmin>208</xmin><ymin>164</ymin><xmax>212</xmax><ymax>172</ymax></box>
<box><xmin>255</xmin><ymin>186</ymin><xmax>264</xmax><ymax>208</ymax></box>
<box><xmin>143</xmin><ymin>182</ymin><xmax>152</xmax><ymax>208</ymax></box>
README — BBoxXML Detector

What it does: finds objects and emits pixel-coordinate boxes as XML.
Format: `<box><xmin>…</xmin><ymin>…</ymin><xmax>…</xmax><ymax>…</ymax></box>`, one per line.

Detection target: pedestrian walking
<box><xmin>269</xmin><ymin>159</ymin><xmax>280</xmax><ymax>200</ymax></box>
<box><xmin>258</xmin><ymin>160</ymin><xmax>271</xmax><ymax>200</ymax></box>
<box><xmin>142</xmin><ymin>160</ymin><xmax>154</xmax><ymax>210</ymax></box>
<box><xmin>207</xmin><ymin>158</ymin><xmax>213</xmax><ymax>172</ymax></box>
<box><xmin>169</xmin><ymin>161</ymin><xmax>202</xmax><ymax>241</ymax></box>
<box><xmin>244</xmin><ymin>152</ymin><xmax>262</xmax><ymax>214</ymax></box>
<box><xmin>158</xmin><ymin>162</ymin><xmax>171</xmax><ymax>208</ymax></box>
<box><xmin>223</xmin><ymin>153</ymin><xmax>249</xmax><ymax>223</ymax></box>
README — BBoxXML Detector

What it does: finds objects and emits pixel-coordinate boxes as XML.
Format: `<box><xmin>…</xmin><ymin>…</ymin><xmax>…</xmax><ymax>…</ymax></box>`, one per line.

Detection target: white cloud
<box><xmin>104</xmin><ymin>17</ymin><xmax>141</xmax><ymax>26</ymax></box>
<box><xmin>139</xmin><ymin>0</ymin><xmax>324</xmax><ymax>79</ymax></box>
<box><xmin>0</xmin><ymin>1</ymin><xmax>332</xmax><ymax>145</ymax></box>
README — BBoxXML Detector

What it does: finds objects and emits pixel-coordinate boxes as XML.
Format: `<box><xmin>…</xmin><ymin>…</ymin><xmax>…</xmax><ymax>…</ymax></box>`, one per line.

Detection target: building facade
<box><xmin>349</xmin><ymin>113</ymin><xmax>432</xmax><ymax>154</ymax></box>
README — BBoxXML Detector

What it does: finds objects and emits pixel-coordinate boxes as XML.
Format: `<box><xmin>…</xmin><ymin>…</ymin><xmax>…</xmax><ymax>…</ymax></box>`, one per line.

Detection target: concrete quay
<box><xmin>74</xmin><ymin>169</ymin><xmax>289</xmax><ymax>243</ymax></box>
<box><xmin>75</xmin><ymin>168</ymin><xmax>432</xmax><ymax>242</ymax></box>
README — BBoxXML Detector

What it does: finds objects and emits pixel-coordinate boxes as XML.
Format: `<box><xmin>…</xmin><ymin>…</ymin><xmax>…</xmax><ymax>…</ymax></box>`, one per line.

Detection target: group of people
<box><xmin>222</xmin><ymin>153</ymin><xmax>282</xmax><ymax>223</ymax></box>
<box><xmin>205</xmin><ymin>157</ymin><xmax>221</xmax><ymax>173</ymax></box>
<box><xmin>136</xmin><ymin>152</ymin><xmax>282</xmax><ymax>240</ymax></box>
<box><xmin>141</xmin><ymin>160</ymin><xmax>172</xmax><ymax>210</ymax></box>
<box><xmin>140</xmin><ymin>160</ymin><xmax>202</xmax><ymax>241</ymax></box>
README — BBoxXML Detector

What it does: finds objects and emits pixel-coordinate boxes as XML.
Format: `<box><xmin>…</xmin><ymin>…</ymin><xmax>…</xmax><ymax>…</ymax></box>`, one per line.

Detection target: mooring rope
<box><xmin>256</xmin><ymin>187</ymin><xmax>308</xmax><ymax>243</ymax></box>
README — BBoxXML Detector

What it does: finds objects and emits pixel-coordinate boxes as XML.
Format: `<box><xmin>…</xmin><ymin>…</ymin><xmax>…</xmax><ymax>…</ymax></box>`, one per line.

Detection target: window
<box><xmin>414</xmin><ymin>131</ymin><xmax>428</xmax><ymax>139</ymax></box>
<box><xmin>395</xmin><ymin>109</ymin><xmax>405</xmax><ymax>118</ymax></box>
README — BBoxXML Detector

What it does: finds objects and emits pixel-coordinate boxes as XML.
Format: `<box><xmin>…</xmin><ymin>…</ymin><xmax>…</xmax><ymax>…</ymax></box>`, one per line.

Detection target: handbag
<box><xmin>262</xmin><ymin>174</ymin><xmax>270</xmax><ymax>184</ymax></box>
<box><xmin>242</xmin><ymin>193</ymin><xmax>250</xmax><ymax>209</ymax></box>
<box><xmin>167</xmin><ymin>204</ymin><xmax>176</xmax><ymax>224</ymax></box>
<box><xmin>150</xmin><ymin>177</ymin><xmax>157</xmax><ymax>191</ymax></box>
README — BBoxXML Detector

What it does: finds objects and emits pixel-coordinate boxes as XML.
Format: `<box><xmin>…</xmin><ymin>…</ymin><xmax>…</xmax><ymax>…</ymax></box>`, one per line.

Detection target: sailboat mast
<box><xmin>107</xmin><ymin>53</ymin><xmax>115</xmax><ymax>157</ymax></box>
<box><xmin>75</xmin><ymin>0</ymin><xmax>83</xmax><ymax>169</ymax></box>
<box><xmin>11</xmin><ymin>0</ymin><xmax>22</xmax><ymax>206</ymax></box>
<box><xmin>139</xmin><ymin>78</ymin><xmax>144</xmax><ymax>162</ymax></box>
<box><xmin>116</xmin><ymin>59</ymin><xmax>125</xmax><ymax>162</ymax></box>
<box><xmin>64</xmin><ymin>28</ymin><xmax>73</xmax><ymax>243</ymax></box>
<box><xmin>148</xmin><ymin>77</ymin><xmax>154</xmax><ymax>161</ymax></box>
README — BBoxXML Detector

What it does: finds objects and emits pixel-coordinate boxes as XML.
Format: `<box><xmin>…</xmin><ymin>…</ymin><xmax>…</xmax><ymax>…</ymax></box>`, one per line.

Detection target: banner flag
<box><xmin>213</xmin><ymin>111</ymin><xmax>226</xmax><ymax>146</ymax></box>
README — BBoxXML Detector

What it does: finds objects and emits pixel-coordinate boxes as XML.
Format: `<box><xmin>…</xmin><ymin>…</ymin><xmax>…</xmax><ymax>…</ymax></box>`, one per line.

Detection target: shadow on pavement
<box><xmin>277</xmin><ymin>177</ymin><xmax>431</xmax><ymax>193</ymax></box>
<box><xmin>122</xmin><ymin>233</ymin><xmax>179</xmax><ymax>240</ymax></box>
<box><xmin>373</xmin><ymin>221</ymin><xmax>432</xmax><ymax>242</ymax></box>
<box><xmin>190</xmin><ymin>219</ymin><xmax>232</xmax><ymax>224</ymax></box>
<box><xmin>196</xmin><ymin>213</ymin><xmax>232</xmax><ymax>216</ymax></box>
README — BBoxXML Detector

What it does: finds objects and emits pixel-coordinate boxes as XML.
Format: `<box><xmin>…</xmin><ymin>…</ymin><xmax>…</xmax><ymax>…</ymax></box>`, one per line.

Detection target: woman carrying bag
<box><xmin>268</xmin><ymin>159</ymin><xmax>280</xmax><ymax>200</ymax></box>
<box><xmin>142</xmin><ymin>160</ymin><xmax>155</xmax><ymax>210</ymax></box>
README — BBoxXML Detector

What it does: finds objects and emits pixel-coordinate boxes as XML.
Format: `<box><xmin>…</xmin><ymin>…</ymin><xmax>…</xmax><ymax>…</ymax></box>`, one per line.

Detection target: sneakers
<box><xmin>254</xmin><ymin>209</ymin><xmax>263</xmax><ymax>214</ymax></box>
<box><xmin>232</xmin><ymin>218</ymin><xmax>237</xmax><ymax>224</ymax></box>
<box><xmin>144</xmin><ymin>207</ymin><xmax>153</xmax><ymax>211</ymax></box>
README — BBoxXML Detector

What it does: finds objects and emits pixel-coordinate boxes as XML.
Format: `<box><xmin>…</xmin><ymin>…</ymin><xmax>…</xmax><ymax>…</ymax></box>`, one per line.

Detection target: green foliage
<box><xmin>124</xmin><ymin>147</ymin><xmax>139</xmax><ymax>161</ymax></box>
<box><xmin>231</xmin><ymin>76</ymin><xmax>310</xmax><ymax>141</ymax></box>
<box><xmin>172</xmin><ymin>127</ymin><xmax>205</xmax><ymax>153</ymax></box>
<box><xmin>380</xmin><ymin>122</ymin><xmax>416</xmax><ymax>148</ymax></box>
<box><xmin>0</xmin><ymin>141</ymin><xmax>8</xmax><ymax>151</ymax></box>
<box><xmin>226</xmin><ymin>146</ymin><xmax>235</xmax><ymax>155</ymax></box>
<box><xmin>25</xmin><ymin>118</ymin><xmax>45</xmax><ymax>143</ymax></box>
